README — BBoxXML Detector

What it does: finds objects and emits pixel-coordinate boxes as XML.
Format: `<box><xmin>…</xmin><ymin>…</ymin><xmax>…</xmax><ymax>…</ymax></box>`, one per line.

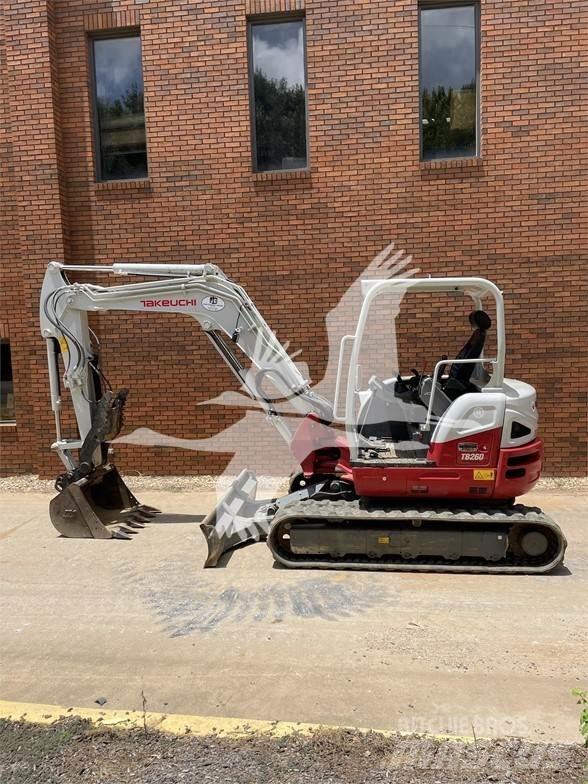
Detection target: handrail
<box><xmin>334</xmin><ymin>335</ymin><xmax>355</xmax><ymax>421</ymax></box>
<box><xmin>422</xmin><ymin>357</ymin><xmax>498</xmax><ymax>431</ymax></box>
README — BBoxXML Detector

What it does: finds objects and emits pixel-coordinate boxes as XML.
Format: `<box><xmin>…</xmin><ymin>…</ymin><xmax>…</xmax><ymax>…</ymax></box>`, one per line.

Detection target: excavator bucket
<box><xmin>49</xmin><ymin>464</ymin><xmax>160</xmax><ymax>540</ymax></box>
<box><xmin>200</xmin><ymin>470</ymin><xmax>271</xmax><ymax>567</ymax></box>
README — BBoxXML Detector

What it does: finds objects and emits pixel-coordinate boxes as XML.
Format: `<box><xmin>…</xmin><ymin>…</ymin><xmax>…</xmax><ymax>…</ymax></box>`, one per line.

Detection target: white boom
<box><xmin>40</xmin><ymin>261</ymin><xmax>332</xmax><ymax>473</ymax></box>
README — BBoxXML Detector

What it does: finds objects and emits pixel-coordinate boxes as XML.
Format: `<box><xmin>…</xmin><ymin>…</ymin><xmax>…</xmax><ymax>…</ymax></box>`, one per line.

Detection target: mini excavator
<box><xmin>40</xmin><ymin>261</ymin><xmax>566</xmax><ymax>574</ymax></box>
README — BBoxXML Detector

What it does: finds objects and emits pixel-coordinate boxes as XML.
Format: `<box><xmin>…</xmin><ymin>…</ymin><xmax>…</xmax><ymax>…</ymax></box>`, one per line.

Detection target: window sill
<box><xmin>0</xmin><ymin>422</ymin><xmax>17</xmax><ymax>429</ymax></box>
<box><xmin>420</xmin><ymin>157</ymin><xmax>483</xmax><ymax>171</ymax></box>
<box><xmin>95</xmin><ymin>178</ymin><xmax>151</xmax><ymax>192</ymax></box>
<box><xmin>252</xmin><ymin>168</ymin><xmax>311</xmax><ymax>182</ymax></box>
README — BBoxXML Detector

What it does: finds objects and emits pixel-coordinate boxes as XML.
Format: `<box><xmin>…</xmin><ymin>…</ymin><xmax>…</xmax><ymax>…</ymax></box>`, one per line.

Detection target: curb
<box><xmin>0</xmin><ymin>699</ymin><xmax>477</xmax><ymax>743</ymax></box>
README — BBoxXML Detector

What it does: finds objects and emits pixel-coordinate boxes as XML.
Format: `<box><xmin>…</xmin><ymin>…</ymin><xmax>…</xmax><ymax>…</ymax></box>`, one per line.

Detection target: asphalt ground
<box><xmin>0</xmin><ymin>486</ymin><xmax>586</xmax><ymax>747</ymax></box>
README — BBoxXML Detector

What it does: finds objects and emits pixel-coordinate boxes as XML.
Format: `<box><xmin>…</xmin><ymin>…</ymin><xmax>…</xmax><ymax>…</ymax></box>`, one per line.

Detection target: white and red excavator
<box><xmin>39</xmin><ymin>261</ymin><xmax>566</xmax><ymax>574</ymax></box>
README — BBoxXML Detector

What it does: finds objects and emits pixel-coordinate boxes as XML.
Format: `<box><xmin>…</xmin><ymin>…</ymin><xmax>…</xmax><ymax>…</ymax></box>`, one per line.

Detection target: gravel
<box><xmin>0</xmin><ymin>719</ymin><xmax>586</xmax><ymax>784</ymax></box>
<box><xmin>0</xmin><ymin>474</ymin><xmax>585</xmax><ymax>495</ymax></box>
<box><xmin>0</xmin><ymin>474</ymin><xmax>290</xmax><ymax>494</ymax></box>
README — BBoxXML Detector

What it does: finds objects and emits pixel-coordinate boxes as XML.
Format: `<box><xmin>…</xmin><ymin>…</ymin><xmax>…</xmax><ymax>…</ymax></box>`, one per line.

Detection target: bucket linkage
<box><xmin>49</xmin><ymin>389</ymin><xmax>159</xmax><ymax>539</ymax></box>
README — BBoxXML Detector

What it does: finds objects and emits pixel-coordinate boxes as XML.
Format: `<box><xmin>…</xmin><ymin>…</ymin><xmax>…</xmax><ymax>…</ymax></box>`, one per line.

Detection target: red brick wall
<box><xmin>0</xmin><ymin>0</ymin><xmax>585</xmax><ymax>478</ymax></box>
<box><xmin>1</xmin><ymin>0</ymin><xmax>68</xmax><ymax>475</ymax></box>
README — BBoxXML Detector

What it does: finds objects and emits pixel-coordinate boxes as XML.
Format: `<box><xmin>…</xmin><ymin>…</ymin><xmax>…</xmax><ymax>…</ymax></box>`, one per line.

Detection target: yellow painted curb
<box><xmin>0</xmin><ymin>699</ymin><xmax>325</xmax><ymax>737</ymax></box>
<box><xmin>0</xmin><ymin>699</ymin><xmax>476</xmax><ymax>744</ymax></box>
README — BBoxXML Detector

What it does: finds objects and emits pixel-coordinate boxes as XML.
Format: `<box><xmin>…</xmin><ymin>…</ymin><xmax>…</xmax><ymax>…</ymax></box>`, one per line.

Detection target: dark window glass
<box><xmin>0</xmin><ymin>340</ymin><xmax>15</xmax><ymax>423</ymax></box>
<box><xmin>92</xmin><ymin>35</ymin><xmax>148</xmax><ymax>181</ymax></box>
<box><xmin>420</xmin><ymin>4</ymin><xmax>478</xmax><ymax>160</ymax></box>
<box><xmin>250</xmin><ymin>20</ymin><xmax>308</xmax><ymax>172</ymax></box>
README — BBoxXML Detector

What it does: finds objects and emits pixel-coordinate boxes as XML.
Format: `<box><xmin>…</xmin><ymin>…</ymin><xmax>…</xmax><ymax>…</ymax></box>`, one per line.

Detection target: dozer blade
<box><xmin>200</xmin><ymin>470</ymin><xmax>271</xmax><ymax>567</ymax></box>
<box><xmin>49</xmin><ymin>464</ymin><xmax>160</xmax><ymax>539</ymax></box>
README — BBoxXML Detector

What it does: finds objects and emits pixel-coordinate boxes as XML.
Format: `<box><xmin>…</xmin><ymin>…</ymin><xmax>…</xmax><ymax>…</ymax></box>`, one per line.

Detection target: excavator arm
<box><xmin>39</xmin><ymin>261</ymin><xmax>332</xmax><ymax>540</ymax></box>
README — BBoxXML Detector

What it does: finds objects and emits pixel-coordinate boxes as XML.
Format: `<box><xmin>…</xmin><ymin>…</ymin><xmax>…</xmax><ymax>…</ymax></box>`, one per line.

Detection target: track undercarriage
<box><xmin>267</xmin><ymin>498</ymin><xmax>566</xmax><ymax>574</ymax></box>
<box><xmin>200</xmin><ymin>472</ymin><xmax>567</xmax><ymax>574</ymax></box>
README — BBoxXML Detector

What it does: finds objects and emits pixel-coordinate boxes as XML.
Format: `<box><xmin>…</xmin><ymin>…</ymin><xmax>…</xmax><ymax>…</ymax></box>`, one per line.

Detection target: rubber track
<box><xmin>267</xmin><ymin>499</ymin><xmax>567</xmax><ymax>574</ymax></box>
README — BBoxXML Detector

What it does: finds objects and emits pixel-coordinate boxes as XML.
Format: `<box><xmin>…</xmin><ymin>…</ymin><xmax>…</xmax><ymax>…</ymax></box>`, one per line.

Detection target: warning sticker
<box><xmin>58</xmin><ymin>336</ymin><xmax>68</xmax><ymax>353</ymax></box>
<box><xmin>473</xmin><ymin>469</ymin><xmax>495</xmax><ymax>481</ymax></box>
<box><xmin>378</xmin><ymin>536</ymin><xmax>390</xmax><ymax>545</ymax></box>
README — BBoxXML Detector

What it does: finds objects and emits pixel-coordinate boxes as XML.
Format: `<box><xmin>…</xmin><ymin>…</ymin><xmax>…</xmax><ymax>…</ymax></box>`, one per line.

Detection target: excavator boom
<box><xmin>40</xmin><ymin>261</ymin><xmax>332</xmax><ymax>539</ymax></box>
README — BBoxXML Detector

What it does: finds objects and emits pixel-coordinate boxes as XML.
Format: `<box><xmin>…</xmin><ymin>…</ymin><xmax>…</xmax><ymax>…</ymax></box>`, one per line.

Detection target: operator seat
<box><xmin>443</xmin><ymin>310</ymin><xmax>492</xmax><ymax>400</ymax></box>
<box><xmin>418</xmin><ymin>310</ymin><xmax>492</xmax><ymax>413</ymax></box>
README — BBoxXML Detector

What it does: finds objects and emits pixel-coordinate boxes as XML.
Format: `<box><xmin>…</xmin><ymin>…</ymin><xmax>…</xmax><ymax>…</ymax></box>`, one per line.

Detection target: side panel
<box><xmin>427</xmin><ymin>426</ymin><xmax>501</xmax><ymax>469</ymax></box>
<box><xmin>431</xmin><ymin>392</ymin><xmax>506</xmax><ymax>444</ymax></box>
<box><xmin>494</xmin><ymin>438</ymin><xmax>543</xmax><ymax>499</ymax></box>
<box><xmin>352</xmin><ymin>464</ymin><xmax>497</xmax><ymax>499</ymax></box>
<box><xmin>351</xmin><ymin>435</ymin><xmax>543</xmax><ymax>500</ymax></box>
<box><xmin>500</xmin><ymin>379</ymin><xmax>539</xmax><ymax>448</ymax></box>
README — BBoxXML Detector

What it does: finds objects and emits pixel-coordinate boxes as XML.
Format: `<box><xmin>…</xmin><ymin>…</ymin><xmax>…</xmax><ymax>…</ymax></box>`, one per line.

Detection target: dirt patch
<box><xmin>0</xmin><ymin>719</ymin><xmax>585</xmax><ymax>784</ymax></box>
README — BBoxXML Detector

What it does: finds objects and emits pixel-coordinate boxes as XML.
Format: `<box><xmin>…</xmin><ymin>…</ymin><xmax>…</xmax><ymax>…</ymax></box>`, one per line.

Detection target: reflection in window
<box><xmin>92</xmin><ymin>35</ymin><xmax>148</xmax><ymax>181</ymax></box>
<box><xmin>0</xmin><ymin>340</ymin><xmax>15</xmax><ymax>423</ymax></box>
<box><xmin>419</xmin><ymin>4</ymin><xmax>478</xmax><ymax>160</ymax></box>
<box><xmin>250</xmin><ymin>19</ymin><xmax>308</xmax><ymax>172</ymax></box>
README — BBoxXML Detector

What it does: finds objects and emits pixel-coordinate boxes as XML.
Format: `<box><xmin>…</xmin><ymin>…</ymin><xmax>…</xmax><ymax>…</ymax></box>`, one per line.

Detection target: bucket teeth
<box><xmin>116</xmin><ymin>525</ymin><xmax>137</xmax><ymax>536</ymax></box>
<box><xmin>135</xmin><ymin>510</ymin><xmax>158</xmax><ymax>520</ymax></box>
<box><xmin>123</xmin><ymin>520</ymin><xmax>145</xmax><ymax>529</ymax></box>
<box><xmin>120</xmin><ymin>506</ymin><xmax>158</xmax><ymax>518</ymax></box>
<box><xmin>113</xmin><ymin>528</ymin><xmax>133</xmax><ymax>540</ymax></box>
<box><xmin>120</xmin><ymin>510</ymin><xmax>150</xmax><ymax>523</ymax></box>
<box><xmin>121</xmin><ymin>506</ymin><xmax>159</xmax><ymax>519</ymax></box>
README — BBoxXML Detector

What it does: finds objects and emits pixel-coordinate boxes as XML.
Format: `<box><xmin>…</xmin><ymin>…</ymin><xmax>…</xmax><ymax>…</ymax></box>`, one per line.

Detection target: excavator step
<box><xmin>266</xmin><ymin>498</ymin><xmax>567</xmax><ymax>574</ymax></box>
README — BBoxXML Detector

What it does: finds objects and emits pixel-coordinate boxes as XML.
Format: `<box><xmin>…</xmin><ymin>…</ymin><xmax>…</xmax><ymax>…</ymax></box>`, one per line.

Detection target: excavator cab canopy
<box><xmin>336</xmin><ymin>277</ymin><xmax>506</xmax><ymax>458</ymax></box>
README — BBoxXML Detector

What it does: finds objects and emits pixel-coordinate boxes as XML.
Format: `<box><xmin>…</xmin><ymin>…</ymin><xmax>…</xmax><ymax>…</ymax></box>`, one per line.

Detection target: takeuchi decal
<box><xmin>140</xmin><ymin>298</ymin><xmax>198</xmax><ymax>308</ymax></box>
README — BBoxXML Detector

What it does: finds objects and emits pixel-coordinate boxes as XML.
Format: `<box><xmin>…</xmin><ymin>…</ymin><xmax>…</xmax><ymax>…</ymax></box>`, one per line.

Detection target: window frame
<box><xmin>247</xmin><ymin>14</ymin><xmax>310</xmax><ymax>174</ymax></box>
<box><xmin>88</xmin><ymin>28</ymin><xmax>149</xmax><ymax>183</ymax></box>
<box><xmin>418</xmin><ymin>0</ymin><xmax>481</xmax><ymax>162</ymax></box>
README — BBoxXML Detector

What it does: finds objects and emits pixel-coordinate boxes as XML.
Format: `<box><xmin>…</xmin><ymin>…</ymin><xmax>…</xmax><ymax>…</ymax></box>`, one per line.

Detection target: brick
<box><xmin>0</xmin><ymin>0</ymin><xmax>585</xmax><ymax>479</ymax></box>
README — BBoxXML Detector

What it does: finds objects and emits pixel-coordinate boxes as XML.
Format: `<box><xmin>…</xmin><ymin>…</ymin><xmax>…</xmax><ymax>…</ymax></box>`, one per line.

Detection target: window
<box><xmin>91</xmin><ymin>34</ymin><xmax>148</xmax><ymax>181</ymax></box>
<box><xmin>419</xmin><ymin>3</ymin><xmax>479</xmax><ymax>160</ymax></box>
<box><xmin>0</xmin><ymin>340</ymin><xmax>15</xmax><ymax>423</ymax></box>
<box><xmin>249</xmin><ymin>18</ymin><xmax>308</xmax><ymax>172</ymax></box>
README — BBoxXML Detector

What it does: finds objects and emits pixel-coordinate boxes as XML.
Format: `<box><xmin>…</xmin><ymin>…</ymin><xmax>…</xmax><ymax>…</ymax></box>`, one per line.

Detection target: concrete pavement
<box><xmin>0</xmin><ymin>486</ymin><xmax>585</xmax><ymax>743</ymax></box>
